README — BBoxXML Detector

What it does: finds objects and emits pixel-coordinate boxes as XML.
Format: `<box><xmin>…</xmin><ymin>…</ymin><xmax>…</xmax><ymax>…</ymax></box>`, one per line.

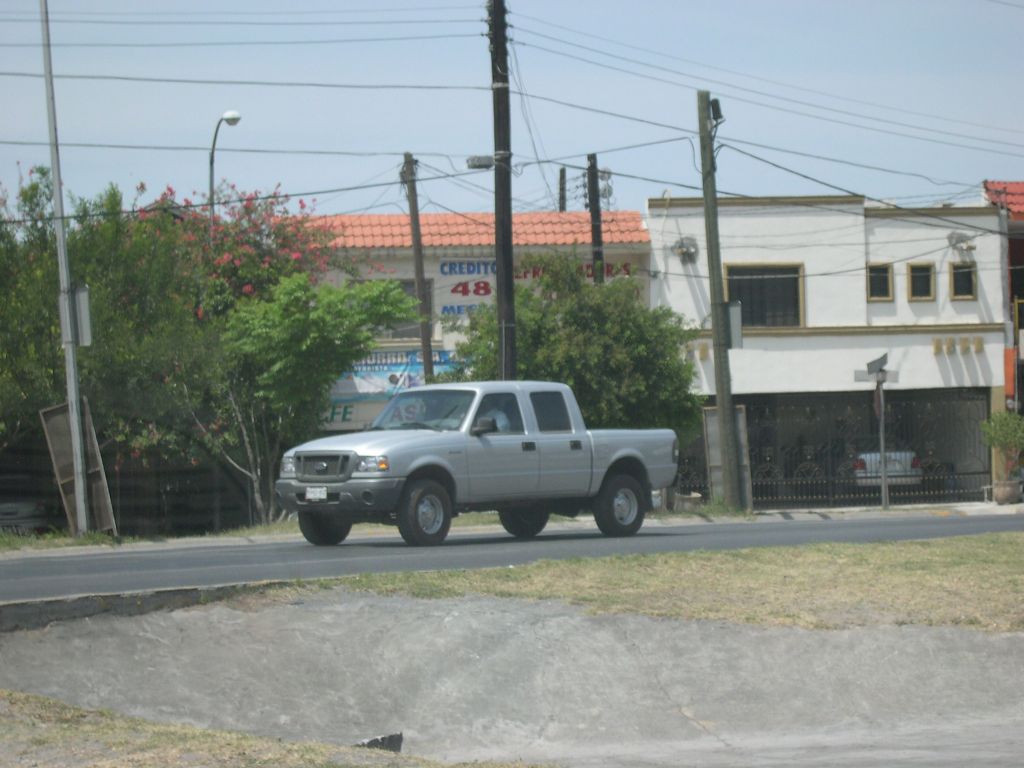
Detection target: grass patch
<box><xmin>0</xmin><ymin>689</ymin><xmax>537</xmax><ymax>768</ymax></box>
<box><xmin>341</xmin><ymin>532</ymin><xmax>1024</xmax><ymax>632</ymax></box>
<box><xmin>0</xmin><ymin>529</ymin><xmax>136</xmax><ymax>553</ymax></box>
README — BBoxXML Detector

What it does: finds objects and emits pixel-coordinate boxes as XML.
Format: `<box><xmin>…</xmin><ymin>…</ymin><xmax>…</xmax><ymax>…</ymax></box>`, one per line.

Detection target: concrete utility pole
<box><xmin>401</xmin><ymin>153</ymin><xmax>434</xmax><ymax>380</ymax></box>
<box><xmin>697</xmin><ymin>90</ymin><xmax>742</xmax><ymax>509</ymax></box>
<box><xmin>586</xmin><ymin>154</ymin><xmax>605</xmax><ymax>284</ymax></box>
<box><xmin>39</xmin><ymin>0</ymin><xmax>88</xmax><ymax>535</ymax></box>
<box><xmin>488</xmin><ymin>0</ymin><xmax>515</xmax><ymax>379</ymax></box>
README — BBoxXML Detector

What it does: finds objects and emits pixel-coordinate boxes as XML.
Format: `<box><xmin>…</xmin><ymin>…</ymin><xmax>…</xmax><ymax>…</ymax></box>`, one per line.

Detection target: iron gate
<box><xmin>677</xmin><ymin>388</ymin><xmax>991</xmax><ymax>508</ymax></box>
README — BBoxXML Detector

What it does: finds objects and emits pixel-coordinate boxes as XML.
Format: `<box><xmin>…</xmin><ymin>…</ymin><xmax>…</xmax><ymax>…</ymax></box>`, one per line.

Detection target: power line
<box><xmin>513</xmin><ymin>10</ymin><xmax>1024</xmax><ymax>141</ymax></box>
<box><xmin>0</xmin><ymin>70</ymin><xmax>489</xmax><ymax>92</ymax></box>
<box><xmin>717</xmin><ymin>143</ymin><xmax>1004</xmax><ymax>236</ymax></box>
<box><xmin>0</xmin><ymin>16</ymin><xmax>481</xmax><ymax>27</ymax></box>
<box><xmin>512</xmin><ymin>37</ymin><xmax>1024</xmax><ymax>160</ymax></box>
<box><xmin>0</xmin><ymin>33</ymin><xmax>483</xmax><ymax>49</ymax></box>
<box><xmin>0</xmin><ymin>138</ymin><xmax>459</xmax><ymax>160</ymax></box>
<box><xmin>1</xmin><ymin>5</ymin><xmax>480</xmax><ymax>18</ymax></box>
<box><xmin>0</xmin><ymin>167</ymin><xmax>492</xmax><ymax>226</ymax></box>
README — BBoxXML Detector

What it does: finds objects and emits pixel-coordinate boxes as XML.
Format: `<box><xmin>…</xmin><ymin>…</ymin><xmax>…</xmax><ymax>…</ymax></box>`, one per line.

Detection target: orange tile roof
<box><xmin>985</xmin><ymin>180</ymin><xmax>1024</xmax><ymax>221</ymax></box>
<box><xmin>320</xmin><ymin>211</ymin><xmax>649</xmax><ymax>249</ymax></box>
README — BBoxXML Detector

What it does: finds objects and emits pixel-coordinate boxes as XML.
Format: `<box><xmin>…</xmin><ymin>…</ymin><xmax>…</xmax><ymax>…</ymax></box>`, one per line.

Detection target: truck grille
<box><xmin>295</xmin><ymin>452</ymin><xmax>352</xmax><ymax>482</ymax></box>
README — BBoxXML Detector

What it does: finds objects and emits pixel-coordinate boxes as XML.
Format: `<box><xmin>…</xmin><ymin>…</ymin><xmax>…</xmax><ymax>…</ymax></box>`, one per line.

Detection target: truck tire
<box><xmin>298</xmin><ymin>511</ymin><xmax>353</xmax><ymax>546</ymax></box>
<box><xmin>594</xmin><ymin>474</ymin><xmax>646</xmax><ymax>537</ymax></box>
<box><xmin>396</xmin><ymin>478</ymin><xmax>452</xmax><ymax>546</ymax></box>
<box><xmin>498</xmin><ymin>507</ymin><xmax>550</xmax><ymax>539</ymax></box>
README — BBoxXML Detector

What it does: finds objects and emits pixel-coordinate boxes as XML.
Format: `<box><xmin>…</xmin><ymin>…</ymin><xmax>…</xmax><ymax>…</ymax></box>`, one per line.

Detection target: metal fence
<box><xmin>677</xmin><ymin>388</ymin><xmax>991</xmax><ymax>509</ymax></box>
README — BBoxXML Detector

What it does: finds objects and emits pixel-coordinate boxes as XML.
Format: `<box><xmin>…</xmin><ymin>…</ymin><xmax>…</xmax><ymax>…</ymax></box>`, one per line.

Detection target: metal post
<box><xmin>209</xmin><ymin>111</ymin><xmax>240</xmax><ymax>241</ymax></box>
<box><xmin>39</xmin><ymin>0</ymin><xmax>89</xmax><ymax>535</ymax></box>
<box><xmin>878</xmin><ymin>376</ymin><xmax>889</xmax><ymax>510</ymax></box>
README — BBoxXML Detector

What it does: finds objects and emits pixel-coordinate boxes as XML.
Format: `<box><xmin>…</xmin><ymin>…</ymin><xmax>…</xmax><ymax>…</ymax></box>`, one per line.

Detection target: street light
<box><xmin>209</xmin><ymin>110</ymin><xmax>241</xmax><ymax>237</ymax></box>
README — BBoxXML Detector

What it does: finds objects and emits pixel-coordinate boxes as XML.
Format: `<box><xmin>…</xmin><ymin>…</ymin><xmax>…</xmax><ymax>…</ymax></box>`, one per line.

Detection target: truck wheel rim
<box><xmin>613</xmin><ymin>488</ymin><xmax>638</xmax><ymax>525</ymax></box>
<box><xmin>416</xmin><ymin>494</ymin><xmax>444</xmax><ymax>535</ymax></box>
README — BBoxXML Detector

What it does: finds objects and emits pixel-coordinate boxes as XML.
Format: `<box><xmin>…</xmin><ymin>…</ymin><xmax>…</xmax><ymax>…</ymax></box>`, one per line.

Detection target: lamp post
<box><xmin>209</xmin><ymin>110</ymin><xmax>241</xmax><ymax>239</ymax></box>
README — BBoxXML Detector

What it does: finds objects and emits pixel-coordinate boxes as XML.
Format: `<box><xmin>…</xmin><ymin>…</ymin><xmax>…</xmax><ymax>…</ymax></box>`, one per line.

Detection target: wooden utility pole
<box><xmin>586</xmin><ymin>154</ymin><xmax>605</xmax><ymax>284</ymax></box>
<box><xmin>697</xmin><ymin>91</ymin><xmax>741</xmax><ymax>509</ymax></box>
<box><xmin>558</xmin><ymin>166</ymin><xmax>567</xmax><ymax>212</ymax></box>
<box><xmin>401</xmin><ymin>153</ymin><xmax>434</xmax><ymax>380</ymax></box>
<box><xmin>488</xmin><ymin>0</ymin><xmax>515</xmax><ymax>379</ymax></box>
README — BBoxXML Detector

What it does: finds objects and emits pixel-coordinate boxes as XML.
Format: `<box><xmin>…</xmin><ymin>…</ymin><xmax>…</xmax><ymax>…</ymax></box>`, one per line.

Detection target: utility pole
<box><xmin>488</xmin><ymin>0</ymin><xmax>515</xmax><ymax>379</ymax></box>
<box><xmin>586</xmin><ymin>154</ymin><xmax>604</xmax><ymax>284</ymax></box>
<box><xmin>401</xmin><ymin>153</ymin><xmax>434</xmax><ymax>380</ymax></box>
<box><xmin>40</xmin><ymin>0</ymin><xmax>89</xmax><ymax>536</ymax></box>
<box><xmin>697</xmin><ymin>91</ymin><xmax>742</xmax><ymax>509</ymax></box>
<box><xmin>558</xmin><ymin>166</ymin><xmax>567</xmax><ymax>212</ymax></box>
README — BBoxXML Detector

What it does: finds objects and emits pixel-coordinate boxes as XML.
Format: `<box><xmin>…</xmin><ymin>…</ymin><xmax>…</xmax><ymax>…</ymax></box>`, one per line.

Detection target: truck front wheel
<box><xmin>298</xmin><ymin>511</ymin><xmax>353</xmax><ymax>546</ymax></box>
<box><xmin>594</xmin><ymin>474</ymin><xmax>646</xmax><ymax>537</ymax></box>
<box><xmin>397</xmin><ymin>479</ymin><xmax>452</xmax><ymax>546</ymax></box>
<box><xmin>498</xmin><ymin>507</ymin><xmax>550</xmax><ymax>539</ymax></box>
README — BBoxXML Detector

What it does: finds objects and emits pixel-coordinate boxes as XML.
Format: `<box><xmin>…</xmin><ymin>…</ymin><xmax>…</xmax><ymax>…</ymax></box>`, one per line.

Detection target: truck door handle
<box><xmin>570</xmin><ymin>440</ymin><xmax>582</xmax><ymax>450</ymax></box>
<box><xmin>522</xmin><ymin>442</ymin><xmax>537</xmax><ymax>452</ymax></box>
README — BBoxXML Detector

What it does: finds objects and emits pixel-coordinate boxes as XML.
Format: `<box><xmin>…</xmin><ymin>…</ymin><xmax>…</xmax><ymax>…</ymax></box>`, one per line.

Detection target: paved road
<box><xmin>2</xmin><ymin>510</ymin><xmax>1023</xmax><ymax>604</ymax></box>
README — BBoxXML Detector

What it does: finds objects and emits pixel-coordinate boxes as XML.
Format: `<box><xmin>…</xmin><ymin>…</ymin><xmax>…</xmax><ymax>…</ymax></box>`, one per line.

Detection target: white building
<box><xmin>648</xmin><ymin>194</ymin><xmax>1006</xmax><ymax>504</ymax></box>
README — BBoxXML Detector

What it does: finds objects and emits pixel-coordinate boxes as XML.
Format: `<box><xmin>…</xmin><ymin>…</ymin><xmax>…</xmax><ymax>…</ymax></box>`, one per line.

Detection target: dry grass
<box><xmin>0</xmin><ymin>689</ymin><xmax>541</xmax><ymax>768</ymax></box>
<box><xmin>342</xmin><ymin>532</ymin><xmax>1024</xmax><ymax>632</ymax></box>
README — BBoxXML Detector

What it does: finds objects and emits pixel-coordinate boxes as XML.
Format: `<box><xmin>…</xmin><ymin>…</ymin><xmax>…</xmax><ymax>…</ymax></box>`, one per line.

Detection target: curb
<box><xmin>0</xmin><ymin>582</ymin><xmax>295</xmax><ymax>633</ymax></box>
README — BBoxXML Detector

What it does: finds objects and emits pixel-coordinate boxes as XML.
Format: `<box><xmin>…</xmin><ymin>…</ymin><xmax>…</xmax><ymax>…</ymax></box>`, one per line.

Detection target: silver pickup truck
<box><xmin>276</xmin><ymin>381</ymin><xmax>678</xmax><ymax>546</ymax></box>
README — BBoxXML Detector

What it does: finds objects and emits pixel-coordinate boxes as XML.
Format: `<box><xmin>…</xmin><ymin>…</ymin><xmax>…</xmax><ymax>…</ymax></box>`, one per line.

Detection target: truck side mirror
<box><xmin>471</xmin><ymin>416</ymin><xmax>497</xmax><ymax>436</ymax></box>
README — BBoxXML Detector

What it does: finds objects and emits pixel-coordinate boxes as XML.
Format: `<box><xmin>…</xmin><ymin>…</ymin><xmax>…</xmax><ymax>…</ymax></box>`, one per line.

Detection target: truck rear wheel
<box><xmin>298</xmin><ymin>511</ymin><xmax>352</xmax><ymax>546</ymax></box>
<box><xmin>498</xmin><ymin>507</ymin><xmax>550</xmax><ymax>539</ymax></box>
<box><xmin>397</xmin><ymin>479</ymin><xmax>452</xmax><ymax>546</ymax></box>
<box><xmin>594</xmin><ymin>474</ymin><xmax>646</xmax><ymax>537</ymax></box>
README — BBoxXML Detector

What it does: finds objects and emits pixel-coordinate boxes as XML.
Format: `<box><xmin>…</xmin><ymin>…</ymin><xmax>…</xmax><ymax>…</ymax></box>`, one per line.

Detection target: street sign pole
<box><xmin>855</xmin><ymin>355</ymin><xmax>897</xmax><ymax>511</ymax></box>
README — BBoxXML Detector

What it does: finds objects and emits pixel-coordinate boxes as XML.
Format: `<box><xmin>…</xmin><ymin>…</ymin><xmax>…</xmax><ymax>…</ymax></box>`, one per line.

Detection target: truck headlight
<box><xmin>280</xmin><ymin>456</ymin><xmax>296</xmax><ymax>478</ymax></box>
<box><xmin>356</xmin><ymin>455</ymin><xmax>390</xmax><ymax>473</ymax></box>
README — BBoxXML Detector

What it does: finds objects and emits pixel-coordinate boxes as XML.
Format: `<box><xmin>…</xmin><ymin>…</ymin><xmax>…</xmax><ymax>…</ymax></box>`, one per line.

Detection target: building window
<box><xmin>726</xmin><ymin>265</ymin><xmax>802</xmax><ymax>327</ymax></box>
<box><xmin>386</xmin><ymin>279</ymin><xmax>432</xmax><ymax>339</ymax></box>
<box><xmin>951</xmin><ymin>263</ymin><xmax>977</xmax><ymax>300</ymax></box>
<box><xmin>867</xmin><ymin>264</ymin><xmax>893</xmax><ymax>301</ymax></box>
<box><xmin>908</xmin><ymin>264</ymin><xmax>935</xmax><ymax>301</ymax></box>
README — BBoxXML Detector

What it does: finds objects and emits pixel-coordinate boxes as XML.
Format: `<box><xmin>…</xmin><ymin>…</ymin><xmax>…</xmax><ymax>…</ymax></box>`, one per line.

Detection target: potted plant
<box><xmin>979</xmin><ymin>410</ymin><xmax>1024</xmax><ymax>504</ymax></box>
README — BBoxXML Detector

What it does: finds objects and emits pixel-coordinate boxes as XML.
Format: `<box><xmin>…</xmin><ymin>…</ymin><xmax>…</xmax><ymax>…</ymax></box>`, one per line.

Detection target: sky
<box><xmin>2</xmin><ymin>0</ymin><xmax>1024</xmax><ymax>221</ymax></box>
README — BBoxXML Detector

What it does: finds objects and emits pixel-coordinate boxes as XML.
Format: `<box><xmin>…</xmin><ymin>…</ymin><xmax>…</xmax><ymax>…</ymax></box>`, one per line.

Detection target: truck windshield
<box><xmin>369</xmin><ymin>390</ymin><xmax>475</xmax><ymax>432</ymax></box>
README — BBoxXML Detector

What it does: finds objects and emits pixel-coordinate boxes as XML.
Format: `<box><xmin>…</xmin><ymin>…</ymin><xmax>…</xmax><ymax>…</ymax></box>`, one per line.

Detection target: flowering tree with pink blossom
<box><xmin>1</xmin><ymin>171</ymin><xmax>416</xmax><ymax>526</ymax></box>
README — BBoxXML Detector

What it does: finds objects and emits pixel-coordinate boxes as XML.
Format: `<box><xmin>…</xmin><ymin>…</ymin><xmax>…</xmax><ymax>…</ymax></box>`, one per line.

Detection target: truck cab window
<box><xmin>530</xmin><ymin>391</ymin><xmax>572</xmax><ymax>432</ymax></box>
<box><xmin>475</xmin><ymin>393</ymin><xmax>524</xmax><ymax>434</ymax></box>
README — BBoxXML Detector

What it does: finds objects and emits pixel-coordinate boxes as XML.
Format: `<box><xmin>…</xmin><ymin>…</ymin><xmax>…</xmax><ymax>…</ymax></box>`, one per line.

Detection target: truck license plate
<box><xmin>305</xmin><ymin>486</ymin><xmax>327</xmax><ymax>501</ymax></box>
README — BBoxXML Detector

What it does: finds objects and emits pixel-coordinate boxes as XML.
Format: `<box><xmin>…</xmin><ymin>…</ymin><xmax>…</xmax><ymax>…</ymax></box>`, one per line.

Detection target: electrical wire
<box><xmin>0</xmin><ymin>33</ymin><xmax>483</xmax><ymax>49</ymax></box>
<box><xmin>509</xmin><ymin>43</ymin><xmax>556</xmax><ymax>209</ymax></box>
<box><xmin>0</xmin><ymin>70</ymin><xmax>491</xmax><ymax>93</ymax></box>
<box><xmin>0</xmin><ymin>167</ymin><xmax>494</xmax><ymax>226</ymax></box>
<box><xmin>513</xmin><ymin>10</ymin><xmax>1024</xmax><ymax>140</ymax></box>
<box><xmin>512</xmin><ymin>37</ymin><xmax>1024</xmax><ymax>160</ymax></box>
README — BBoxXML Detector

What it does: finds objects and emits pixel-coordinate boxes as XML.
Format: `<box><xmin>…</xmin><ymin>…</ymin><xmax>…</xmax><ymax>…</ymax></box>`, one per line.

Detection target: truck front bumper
<box><xmin>275</xmin><ymin>477</ymin><xmax>405</xmax><ymax>518</ymax></box>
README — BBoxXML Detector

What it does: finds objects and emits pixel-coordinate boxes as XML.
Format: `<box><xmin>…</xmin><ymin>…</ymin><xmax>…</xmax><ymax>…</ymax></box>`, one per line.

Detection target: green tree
<box><xmin>177</xmin><ymin>273</ymin><xmax>417</xmax><ymax>523</ymax></box>
<box><xmin>0</xmin><ymin>168</ymin><xmax>69</xmax><ymax>450</ymax></box>
<box><xmin>442</xmin><ymin>253</ymin><xmax>703</xmax><ymax>438</ymax></box>
<box><xmin>1</xmin><ymin>172</ymin><xmax>416</xmax><ymax>528</ymax></box>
